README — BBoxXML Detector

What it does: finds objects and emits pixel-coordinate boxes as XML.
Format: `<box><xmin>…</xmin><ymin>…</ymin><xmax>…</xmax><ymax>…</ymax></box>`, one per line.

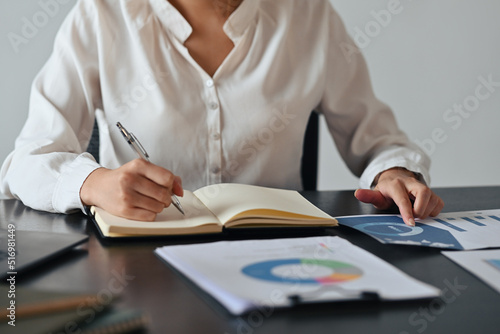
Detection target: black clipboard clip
<box><xmin>288</xmin><ymin>286</ymin><xmax>380</xmax><ymax>306</ymax></box>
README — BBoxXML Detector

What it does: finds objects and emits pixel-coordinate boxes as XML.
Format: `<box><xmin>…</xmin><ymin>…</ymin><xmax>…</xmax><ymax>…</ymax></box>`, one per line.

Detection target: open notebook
<box><xmin>91</xmin><ymin>183</ymin><xmax>338</xmax><ymax>237</ymax></box>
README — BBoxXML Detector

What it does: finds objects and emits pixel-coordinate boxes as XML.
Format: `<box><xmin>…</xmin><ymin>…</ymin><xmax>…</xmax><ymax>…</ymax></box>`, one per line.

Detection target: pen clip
<box><xmin>130</xmin><ymin>132</ymin><xmax>150</xmax><ymax>160</ymax></box>
<box><xmin>117</xmin><ymin>122</ymin><xmax>132</xmax><ymax>142</ymax></box>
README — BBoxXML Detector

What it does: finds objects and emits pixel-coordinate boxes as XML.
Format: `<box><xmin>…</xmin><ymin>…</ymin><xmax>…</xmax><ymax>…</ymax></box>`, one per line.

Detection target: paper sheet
<box><xmin>336</xmin><ymin>209</ymin><xmax>500</xmax><ymax>250</ymax></box>
<box><xmin>155</xmin><ymin>236</ymin><xmax>439</xmax><ymax>315</ymax></box>
<box><xmin>443</xmin><ymin>249</ymin><xmax>500</xmax><ymax>294</ymax></box>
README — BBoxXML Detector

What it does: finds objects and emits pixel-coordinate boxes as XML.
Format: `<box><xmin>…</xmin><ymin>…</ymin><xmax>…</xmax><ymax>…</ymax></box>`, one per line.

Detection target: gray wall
<box><xmin>320</xmin><ymin>0</ymin><xmax>500</xmax><ymax>189</ymax></box>
<box><xmin>1</xmin><ymin>0</ymin><xmax>499</xmax><ymax>196</ymax></box>
<box><xmin>0</xmin><ymin>0</ymin><xmax>76</xmax><ymax>201</ymax></box>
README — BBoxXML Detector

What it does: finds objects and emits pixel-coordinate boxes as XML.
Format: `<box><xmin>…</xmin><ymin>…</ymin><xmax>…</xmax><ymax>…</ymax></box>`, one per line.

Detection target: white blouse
<box><xmin>0</xmin><ymin>0</ymin><xmax>430</xmax><ymax>213</ymax></box>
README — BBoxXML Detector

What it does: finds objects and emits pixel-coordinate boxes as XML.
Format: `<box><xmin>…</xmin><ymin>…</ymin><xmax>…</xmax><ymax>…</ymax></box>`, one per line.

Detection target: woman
<box><xmin>0</xmin><ymin>0</ymin><xmax>443</xmax><ymax>224</ymax></box>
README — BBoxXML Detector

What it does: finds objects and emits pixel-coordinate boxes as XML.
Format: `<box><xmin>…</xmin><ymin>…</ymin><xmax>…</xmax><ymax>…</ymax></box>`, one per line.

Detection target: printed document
<box><xmin>336</xmin><ymin>209</ymin><xmax>500</xmax><ymax>250</ymax></box>
<box><xmin>155</xmin><ymin>236</ymin><xmax>439</xmax><ymax>315</ymax></box>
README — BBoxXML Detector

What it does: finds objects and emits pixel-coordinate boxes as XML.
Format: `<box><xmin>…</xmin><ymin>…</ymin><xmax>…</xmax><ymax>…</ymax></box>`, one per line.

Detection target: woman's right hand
<box><xmin>80</xmin><ymin>159</ymin><xmax>183</xmax><ymax>221</ymax></box>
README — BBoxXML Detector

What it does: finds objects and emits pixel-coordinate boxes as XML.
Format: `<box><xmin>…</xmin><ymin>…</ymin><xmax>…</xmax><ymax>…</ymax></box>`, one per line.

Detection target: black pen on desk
<box><xmin>116</xmin><ymin>122</ymin><xmax>185</xmax><ymax>215</ymax></box>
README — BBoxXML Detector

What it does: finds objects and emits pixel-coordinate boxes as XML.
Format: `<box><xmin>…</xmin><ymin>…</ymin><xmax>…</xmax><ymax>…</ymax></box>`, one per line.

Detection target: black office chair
<box><xmin>86</xmin><ymin>111</ymin><xmax>319</xmax><ymax>190</ymax></box>
<box><xmin>86</xmin><ymin>121</ymin><xmax>100</xmax><ymax>163</ymax></box>
<box><xmin>300</xmin><ymin>111</ymin><xmax>319</xmax><ymax>191</ymax></box>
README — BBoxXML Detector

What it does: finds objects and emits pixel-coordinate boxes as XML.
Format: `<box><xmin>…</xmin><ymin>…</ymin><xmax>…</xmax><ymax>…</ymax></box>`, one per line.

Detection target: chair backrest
<box><xmin>86</xmin><ymin>120</ymin><xmax>100</xmax><ymax>163</ymax></box>
<box><xmin>301</xmin><ymin>111</ymin><xmax>319</xmax><ymax>191</ymax></box>
<box><xmin>87</xmin><ymin>113</ymin><xmax>319</xmax><ymax>190</ymax></box>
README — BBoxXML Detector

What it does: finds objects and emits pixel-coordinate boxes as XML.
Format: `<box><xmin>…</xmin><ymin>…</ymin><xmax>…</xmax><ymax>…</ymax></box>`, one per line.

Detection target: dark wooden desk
<box><xmin>1</xmin><ymin>186</ymin><xmax>500</xmax><ymax>334</ymax></box>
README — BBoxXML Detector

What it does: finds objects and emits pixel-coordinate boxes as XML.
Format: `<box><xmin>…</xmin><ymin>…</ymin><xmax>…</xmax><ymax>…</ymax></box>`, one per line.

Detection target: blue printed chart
<box><xmin>337</xmin><ymin>209</ymin><xmax>500</xmax><ymax>250</ymax></box>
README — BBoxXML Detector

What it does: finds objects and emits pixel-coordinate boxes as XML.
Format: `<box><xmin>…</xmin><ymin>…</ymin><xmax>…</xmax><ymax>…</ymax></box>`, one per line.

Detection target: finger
<box><xmin>109</xmin><ymin>187</ymin><xmax>163</xmax><ymax>221</ymax></box>
<box><xmin>420</xmin><ymin>194</ymin><xmax>439</xmax><ymax>219</ymax></box>
<box><xmin>140</xmin><ymin>167</ymin><xmax>183</xmax><ymax>204</ymax></box>
<box><xmin>119</xmin><ymin>204</ymin><xmax>158</xmax><ymax>222</ymax></box>
<box><xmin>116</xmin><ymin>167</ymin><xmax>172</xmax><ymax>208</ymax></box>
<box><xmin>126</xmin><ymin>159</ymin><xmax>183</xmax><ymax>207</ymax></box>
<box><xmin>122</xmin><ymin>185</ymin><xmax>167</xmax><ymax>214</ymax></box>
<box><xmin>141</xmin><ymin>177</ymin><xmax>173</xmax><ymax>204</ymax></box>
<box><xmin>429</xmin><ymin>195</ymin><xmax>445</xmax><ymax>217</ymax></box>
<box><xmin>411</xmin><ymin>185</ymin><xmax>432</xmax><ymax>218</ymax></box>
<box><xmin>172</xmin><ymin>175</ymin><xmax>184</xmax><ymax>197</ymax></box>
<box><xmin>380</xmin><ymin>181</ymin><xmax>415</xmax><ymax>226</ymax></box>
<box><xmin>354</xmin><ymin>189</ymin><xmax>392</xmax><ymax>209</ymax></box>
<box><xmin>413</xmin><ymin>188</ymin><xmax>445</xmax><ymax>219</ymax></box>
<box><xmin>140</xmin><ymin>164</ymin><xmax>184</xmax><ymax>205</ymax></box>
<box><xmin>140</xmin><ymin>162</ymin><xmax>176</xmax><ymax>191</ymax></box>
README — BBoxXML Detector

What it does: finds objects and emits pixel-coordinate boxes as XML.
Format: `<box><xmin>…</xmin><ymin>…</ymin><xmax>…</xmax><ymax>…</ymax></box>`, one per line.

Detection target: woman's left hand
<box><xmin>354</xmin><ymin>167</ymin><xmax>444</xmax><ymax>226</ymax></box>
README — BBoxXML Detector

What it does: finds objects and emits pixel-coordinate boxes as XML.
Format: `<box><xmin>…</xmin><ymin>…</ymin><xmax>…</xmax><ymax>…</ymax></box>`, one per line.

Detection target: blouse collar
<box><xmin>149</xmin><ymin>0</ymin><xmax>260</xmax><ymax>44</ymax></box>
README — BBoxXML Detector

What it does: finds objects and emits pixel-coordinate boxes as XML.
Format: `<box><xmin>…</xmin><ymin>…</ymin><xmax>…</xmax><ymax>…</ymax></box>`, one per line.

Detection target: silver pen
<box><xmin>116</xmin><ymin>122</ymin><xmax>185</xmax><ymax>215</ymax></box>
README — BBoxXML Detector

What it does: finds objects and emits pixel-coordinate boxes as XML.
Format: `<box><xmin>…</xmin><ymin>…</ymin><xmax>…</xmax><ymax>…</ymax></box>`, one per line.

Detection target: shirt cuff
<box><xmin>359</xmin><ymin>145</ymin><xmax>431</xmax><ymax>189</ymax></box>
<box><xmin>52</xmin><ymin>153</ymin><xmax>102</xmax><ymax>214</ymax></box>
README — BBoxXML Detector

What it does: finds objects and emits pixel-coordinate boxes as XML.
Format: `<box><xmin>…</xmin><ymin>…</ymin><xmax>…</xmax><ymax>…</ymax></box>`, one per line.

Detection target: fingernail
<box><xmin>407</xmin><ymin>218</ymin><xmax>415</xmax><ymax>227</ymax></box>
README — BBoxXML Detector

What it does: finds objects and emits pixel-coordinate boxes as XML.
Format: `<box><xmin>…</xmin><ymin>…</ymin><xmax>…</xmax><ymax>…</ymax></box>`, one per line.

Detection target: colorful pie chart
<box><xmin>241</xmin><ymin>258</ymin><xmax>363</xmax><ymax>285</ymax></box>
